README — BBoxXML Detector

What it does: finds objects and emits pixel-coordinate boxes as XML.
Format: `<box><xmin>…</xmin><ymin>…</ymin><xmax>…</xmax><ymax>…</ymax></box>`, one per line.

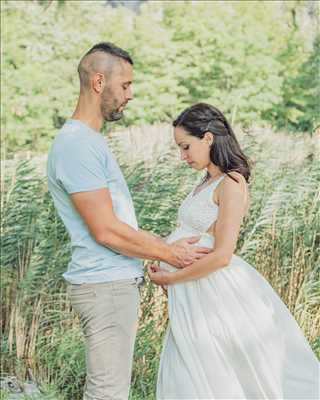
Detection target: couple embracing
<box><xmin>47</xmin><ymin>43</ymin><xmax>319</xmax><ymax>400</ymax></box>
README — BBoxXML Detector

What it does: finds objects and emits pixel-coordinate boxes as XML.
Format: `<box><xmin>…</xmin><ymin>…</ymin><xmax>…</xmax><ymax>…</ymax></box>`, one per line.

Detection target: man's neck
<box><xmin>72</xmin><ymin>95</ymin><xmax>104</xmax><ymax>133</ymax></box>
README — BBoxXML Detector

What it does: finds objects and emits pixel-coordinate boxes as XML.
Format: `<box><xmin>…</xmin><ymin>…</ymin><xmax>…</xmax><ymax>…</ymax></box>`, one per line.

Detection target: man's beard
<box><xmin>101</xmin><ymin>87</ymin><xmax>124</xmax><ymax>122</ymax></box>
<box><xmin>106</xmin><ymin>108</ymin><xmax>123</xmax><ymax>121</ymax></box>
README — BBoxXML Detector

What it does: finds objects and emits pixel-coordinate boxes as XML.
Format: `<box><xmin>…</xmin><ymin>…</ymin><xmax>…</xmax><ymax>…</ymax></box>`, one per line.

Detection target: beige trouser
<box><xmin>68</xmin><ymin>278</ymin><xmax>142</xmax><ymax>400</ymax></box>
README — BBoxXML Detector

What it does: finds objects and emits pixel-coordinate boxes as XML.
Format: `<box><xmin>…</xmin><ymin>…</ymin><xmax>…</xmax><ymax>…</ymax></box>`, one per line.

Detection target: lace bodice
<box><xmin>177</xmin><ymin>174</ymin><xmax>225</xmax><ymax>234</ymax></box>
<box><xmin>160</xmin><ymin>175</ymin><xmax>225</xmax><ymax>271</ymax></box>
<box><xmin>164</xmin><ymin>174</ymin><xmax>225</xmax><ymax>247</ymax></box>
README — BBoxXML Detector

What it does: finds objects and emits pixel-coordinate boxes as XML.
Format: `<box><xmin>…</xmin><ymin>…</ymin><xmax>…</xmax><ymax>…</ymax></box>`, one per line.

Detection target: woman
<box><xmin>148</xmin><ymin>103</ymin><xmax>319</xmax><ymax>400</ymax></box>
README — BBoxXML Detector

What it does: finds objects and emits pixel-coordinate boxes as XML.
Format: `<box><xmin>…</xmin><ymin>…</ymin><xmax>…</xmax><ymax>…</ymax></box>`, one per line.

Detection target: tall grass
<box><xmin>1</xmin><ymin>126</ymin><xmax>319</xmax><ymax>399</ymax></box>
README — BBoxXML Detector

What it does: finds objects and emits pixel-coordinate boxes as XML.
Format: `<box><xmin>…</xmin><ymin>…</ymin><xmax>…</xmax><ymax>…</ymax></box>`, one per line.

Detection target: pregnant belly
<box><xmin>160</xmin><ymin>228</ymin><xmax>214</xmax><ymax>272</ymax></box>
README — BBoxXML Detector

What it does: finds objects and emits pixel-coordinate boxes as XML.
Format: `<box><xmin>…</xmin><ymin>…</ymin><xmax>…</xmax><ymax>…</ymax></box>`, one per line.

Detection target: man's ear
<box><xmin>92</xmin><ymin>72</ymin><xmax>105</xmax><ymax>94</ymax></box>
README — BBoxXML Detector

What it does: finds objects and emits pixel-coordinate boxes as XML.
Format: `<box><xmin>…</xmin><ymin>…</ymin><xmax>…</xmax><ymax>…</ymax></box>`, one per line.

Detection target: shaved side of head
<box><xmin>78</xmin><ymin>52</ymin><xmax>118</xmax><ymax>89</ymax></box>
<box><xmin>77</xmin><ymin>42</ymin><xmax>133</xmax><ymax>91</ymax></box>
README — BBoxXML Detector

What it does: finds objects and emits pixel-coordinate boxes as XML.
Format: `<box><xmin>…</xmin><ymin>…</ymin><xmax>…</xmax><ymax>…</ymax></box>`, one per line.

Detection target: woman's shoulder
<box><xmin>212</xmin><ymin>171</ymin><xmax>247</xmax><ymax>206</ymax></box>
<box><xmin>225</xmin><ymin>171</ymin><xmax>246</xmax><ymax>183</ymax></box>
<box><xmin>220</xmin><ymin>171</ymin><xmax>247</xmax><ymax>191</ymax></box>
<box><xmin>219</xmin><ymin>171</ymin><xmax>249</xmax><ymax>212</ymax></box>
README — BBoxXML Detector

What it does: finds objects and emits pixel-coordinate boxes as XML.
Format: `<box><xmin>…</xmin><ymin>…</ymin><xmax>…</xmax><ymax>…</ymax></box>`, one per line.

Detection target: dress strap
<box><xmin>207</xmin><ymin>174</ymin><xmax>226</xmax><ymax>204</ymax></box>
<box><xmin>191</xmin><ymin>173</ymin><xmax>226</xmax><ymax>199</ymax></box>
<box><xmin>209</xmin><ymin>173</ymin><xmax>248</xmax><ymax>206</ymax></box>
<box><xmin>211</xmin><ymin>174</ymin><xmax>226</xmax><ymax>189</ymax></box>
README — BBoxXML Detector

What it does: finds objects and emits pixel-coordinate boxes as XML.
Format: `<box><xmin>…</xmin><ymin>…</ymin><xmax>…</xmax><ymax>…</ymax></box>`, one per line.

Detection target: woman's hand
<box><xmin>147</xmin><ymin>263</ymin><xmax>173</xmax><ymax>286</ymax></box>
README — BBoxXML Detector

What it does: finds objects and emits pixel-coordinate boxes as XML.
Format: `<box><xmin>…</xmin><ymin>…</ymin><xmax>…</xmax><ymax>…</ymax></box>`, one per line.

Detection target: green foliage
<box><xmin>1</xmin><ymin>161</ymin><xmax>44</xmax><ymax>275</ymax></box>
<box><xmin>1</xmin><ymin>161</ymin><xmax>71</xmax><ymax>389</ymax></box>
<box><xmin>0</xmin><ymin>391</ymin><xmax>9</xmax><ymax>400</ymax></box>
<box><xmin>2</xmin><ymin>0</ymin><xmax>316</xmax><ymax>156</ymax></box>
<box><xmin>268</xmin><ymin>34</ymin><xmax>320</xmax><ymax>132</ymax></box>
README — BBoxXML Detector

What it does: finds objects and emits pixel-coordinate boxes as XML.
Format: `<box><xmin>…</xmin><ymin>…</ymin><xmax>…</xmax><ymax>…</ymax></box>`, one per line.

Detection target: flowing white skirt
<box><xmin>157</xmin><ymin>235</ymin><xmax>319</xmax><ymax>400</ymax></box>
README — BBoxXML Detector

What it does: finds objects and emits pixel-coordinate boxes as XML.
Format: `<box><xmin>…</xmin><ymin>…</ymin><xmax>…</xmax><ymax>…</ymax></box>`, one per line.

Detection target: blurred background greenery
<box><xmin>1</xmin><ymin>0</ymin><xmax>319</xmax><ymax>399</ymax></box>
<box><xmin>1</xmin><ymin>0</ymin><xmax>319</xmax><ymax>158</ymax></box>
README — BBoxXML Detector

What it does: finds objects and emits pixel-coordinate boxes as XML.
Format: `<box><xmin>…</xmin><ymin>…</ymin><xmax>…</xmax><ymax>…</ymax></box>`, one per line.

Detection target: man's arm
<box><xmin>71</xmin><ymin>188</ymin><xmax>209</xmax><ymax>268</ymax></box>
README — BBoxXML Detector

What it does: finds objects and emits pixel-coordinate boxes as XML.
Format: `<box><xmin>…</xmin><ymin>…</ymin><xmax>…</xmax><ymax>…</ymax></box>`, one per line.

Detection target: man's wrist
<box><xmin>159</xmin><ymin>242</ymin><xmax>174</xmax><ymax>264</ymax></box>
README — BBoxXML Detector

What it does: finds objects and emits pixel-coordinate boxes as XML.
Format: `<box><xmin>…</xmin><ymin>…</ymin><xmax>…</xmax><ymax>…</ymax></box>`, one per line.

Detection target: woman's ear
<box><xmin>203</xmin><ymin>131</ymin><xmax>214</xmax><ymax>146</ymax></box>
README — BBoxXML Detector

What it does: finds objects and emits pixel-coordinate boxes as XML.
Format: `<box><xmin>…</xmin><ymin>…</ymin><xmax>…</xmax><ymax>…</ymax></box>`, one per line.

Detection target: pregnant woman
<box><xmin>148</xmin><ymin>103</ymin><xmax>319</xmax><ymax>399</ymax></box>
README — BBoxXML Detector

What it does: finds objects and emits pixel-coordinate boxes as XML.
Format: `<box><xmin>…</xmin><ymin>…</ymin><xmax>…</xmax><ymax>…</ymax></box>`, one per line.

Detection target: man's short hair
<box><xmin>83</xmin><ymin>42</ymin><xmax>133</xmax><ymax>65</ymax></box>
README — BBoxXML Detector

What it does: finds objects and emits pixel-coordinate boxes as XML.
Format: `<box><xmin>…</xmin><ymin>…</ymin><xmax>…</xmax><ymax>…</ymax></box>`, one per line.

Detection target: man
<box><xmin>47</xmin><ymin>42</ymin><xmax>209</xmax><ymax>400</ymax></box>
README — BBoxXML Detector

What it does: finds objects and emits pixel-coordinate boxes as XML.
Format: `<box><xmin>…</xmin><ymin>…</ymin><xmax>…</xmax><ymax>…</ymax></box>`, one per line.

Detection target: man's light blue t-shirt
<box><xmin>47</xmin><ymin>119</ymin><xmax>143</xmax><ymax>284</ymax></box>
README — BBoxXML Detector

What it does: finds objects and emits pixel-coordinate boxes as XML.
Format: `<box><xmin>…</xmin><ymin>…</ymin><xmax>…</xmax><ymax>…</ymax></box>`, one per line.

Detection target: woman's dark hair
<box><xmin>173</xmin><ymin>103</ymin><xmax>251</xmax><ymax>182</ymax></box>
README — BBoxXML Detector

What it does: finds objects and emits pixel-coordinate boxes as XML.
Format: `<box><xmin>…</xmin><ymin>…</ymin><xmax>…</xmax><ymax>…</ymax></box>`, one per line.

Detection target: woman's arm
<box><xmin>148</xmin><ymin>174</ymin><xmax>248</xmax><ymax>285</ymax></box>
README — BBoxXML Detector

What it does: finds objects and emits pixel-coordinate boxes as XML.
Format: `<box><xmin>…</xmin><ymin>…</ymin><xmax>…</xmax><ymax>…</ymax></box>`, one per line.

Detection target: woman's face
<box><xmin>174</xmin><ymin>126</ymin><xmax>212</xmax><ymax>170</ymax></box>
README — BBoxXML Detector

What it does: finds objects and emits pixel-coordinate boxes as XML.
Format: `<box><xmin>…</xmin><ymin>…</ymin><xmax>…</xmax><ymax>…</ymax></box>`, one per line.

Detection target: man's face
<box><xmin>101</xmin><ymin>60</ymin><xmax>133</xmax><ymax>121</ymax></box>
